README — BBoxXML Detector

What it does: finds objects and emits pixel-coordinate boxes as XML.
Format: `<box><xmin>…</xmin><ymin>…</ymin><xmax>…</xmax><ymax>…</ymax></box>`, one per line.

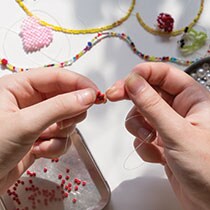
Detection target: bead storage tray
<box><xmin>0</xmin><ymin>129</ymin><xmax>110</xmax><ymax>210</ymax></box>
<box><xmin>185</xmin><ymin>57</ymin><xmax>210</xmax><ymax>91</ymax></box>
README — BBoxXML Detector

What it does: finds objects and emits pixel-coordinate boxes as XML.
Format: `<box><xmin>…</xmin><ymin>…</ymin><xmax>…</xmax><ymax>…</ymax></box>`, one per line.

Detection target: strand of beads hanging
<box><xmin>157</xmin><ymin>13</ymin><xmax>174</xmax><ymax>33</ymax></box>
<box><xmin>0</xmin><ymin>32</ymin><xmax>203</xmax><ymax>73</ymax></box>
<box><xmin>136</xmin><ymin>0</ymin><xmax>204</xmax><ymax>36</ymax></box>
<box><xmin>177</xmin><ymin>27</ymin><xmax>208</xmax><ymax>55</ymax></box>
<box><xmin>16</xmin><ymin>0</ymin><xmax>135</xmax><ymax>34</ymax></box>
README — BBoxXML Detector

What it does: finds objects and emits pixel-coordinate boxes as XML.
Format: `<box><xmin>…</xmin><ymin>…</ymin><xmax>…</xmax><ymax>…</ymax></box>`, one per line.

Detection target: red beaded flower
<box><xmin>157</xmin><ymin>13</ymin><xmax>174</xmax><ymax>33</ymax></box>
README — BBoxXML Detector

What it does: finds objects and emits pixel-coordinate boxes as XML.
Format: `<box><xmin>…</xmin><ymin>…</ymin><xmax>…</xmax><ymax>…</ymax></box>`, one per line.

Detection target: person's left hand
<box><xmin>0</xmin><ymin>68</ymin><xmax>98</xmax><ymax>194</ymax></box>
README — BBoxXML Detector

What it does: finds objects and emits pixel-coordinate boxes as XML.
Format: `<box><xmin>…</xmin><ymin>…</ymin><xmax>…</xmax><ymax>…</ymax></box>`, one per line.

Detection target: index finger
<box><xmin>0</xmin><ymin>67</ymin><xmax>98</xmax><ymax>94</ymax></box>
<box><xmin>106</xmin><ymin>62</ymin><xmax>196</xmax><ymax>101</ymax></box>
<box><xmin>27</xmin><ymin>67</ymin><xmax>98</xmax><ymax>93</ymax></box>
<box><xmin>0</xmin><ymin>68</ymin><xmax>98</xmax><ymax>109</ymax></box>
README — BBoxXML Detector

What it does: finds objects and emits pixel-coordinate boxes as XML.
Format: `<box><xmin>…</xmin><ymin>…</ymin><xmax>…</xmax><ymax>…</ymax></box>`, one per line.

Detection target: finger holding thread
<box><xmin>125</xmin><ymin>111</ymin><xmax>156</xmax><ymax>143</ymax></box>
<box><xmin>134</xmin><ymin>137</ymin><xmax>166</xmax><ymax>164</ymax></box>
<box><xmin>123</xmin><ymin>130</ymin><xmax>157</xmax><ymax>170</ymax></box>
<box><xmin>123</xmin><ymin>113</ymin><xmax>158</xmax><ymax>170</ymax></box>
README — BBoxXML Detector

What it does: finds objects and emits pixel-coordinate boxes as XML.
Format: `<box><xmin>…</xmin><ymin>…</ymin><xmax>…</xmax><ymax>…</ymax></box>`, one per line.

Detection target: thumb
<box><xmin>19</xmin><ymin>88</ymin><xmax>96</xmax><ymax>137</ymax></box>
<box><xmin>125</xmin><ymin>73</ymin><xmax>189</xmax><ymax>147</ymax></box>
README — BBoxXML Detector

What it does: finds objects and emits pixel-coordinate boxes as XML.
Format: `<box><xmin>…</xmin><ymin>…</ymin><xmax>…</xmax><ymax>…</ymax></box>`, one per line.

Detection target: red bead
<box><xmin>43</xmin><ymin>167</ymin><xmax>47</xmax><ymax>173</ymax></box>
<box><xmin>1</xmin><ymin>58</ymin><xmax>8</xmax><ymax>65</ymax></box>
<box><xmin>68</xmin><ymin>187</ymin><xmax>72</xmax><ymax>192</ymax></box>
<box><xmin>72</xmin><ymin>198</ymin><xmax>77</xmax><ymax>203</ymax></box>
<box><xmin>74</xmin><ymin>178</ymin><xmax>81</xmax><ymax>185</ymax></box>
<box><xmin>95</xmin><ymin>91</ymin><xmax>106</xmax><ymax>104</ymax></box>
<box><xmin>27</xmin><ymin>170</ymin><xmax>31</xmax><ymax>175</ymax></box>
<box><xmin>68</xmin><ymin>183</ymin><xmax>72</xmax><ymax>187</ymax></box>
<box><xmin>63</xmin><ymin>192</ymin><xmax>68</xmax><ymax>198</ymax></box>
<box><xmin>82</xmin><ymin>181</ymin><xmax>86</xmax><ymax>186</ymax></box>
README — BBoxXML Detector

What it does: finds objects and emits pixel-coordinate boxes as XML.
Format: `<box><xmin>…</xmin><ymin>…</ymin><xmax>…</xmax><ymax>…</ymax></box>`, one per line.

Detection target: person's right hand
<box><xmin>106</xmin><ymin>62</ymin><xmax>210</xmax><ymax>210</ymax></box>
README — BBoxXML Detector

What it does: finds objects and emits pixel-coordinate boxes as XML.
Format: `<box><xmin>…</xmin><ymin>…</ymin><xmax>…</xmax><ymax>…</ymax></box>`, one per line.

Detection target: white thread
<box><xmin>123</xmin><ymin>114</ymin><xmax>156</xmax><ymax>170</ymax></box>
<box><xmin>118</xmin><ymin>0</ymin><xmax>136</xmax><ymax>16</ymax></box>
<box><xmin>123</xmin><ymin>131</ymin><xmax>155</xmax><ymax>170</ymax></box>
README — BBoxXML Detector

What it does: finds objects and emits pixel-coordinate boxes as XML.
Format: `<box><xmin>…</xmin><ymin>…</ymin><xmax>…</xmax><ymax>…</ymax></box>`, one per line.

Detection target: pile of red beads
<box><xmin>157</xmin><ymin>13</ymin><xmax>174</xmax><ymax>33</ymax></box>
<box><xmin>6</xmin><ymin>161</ymin><xmax>87</xmax><ymax>210</ymax></box>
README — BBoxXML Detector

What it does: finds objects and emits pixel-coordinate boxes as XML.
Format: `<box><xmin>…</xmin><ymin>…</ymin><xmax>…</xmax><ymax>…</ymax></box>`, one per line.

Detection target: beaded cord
<box><xmin>157</xmin><ymin>13</ymin><xmax>174</xmax><ymax>33</ymax></box>
<box><xmin>0</xmin><ymin>32</ymin><xmax>204</xmax><ymax>73</ymax></box>
<box><xmin>178</xmin><ymin>27</ymin><xmax>208</xmax><ymax>55</ymax></box>
<box><xmin>16</xmin><ymin>0</ymin><xmax>136</xmax><ymax>34</ymax></box>
<box><xmin>136</xmin><ymin>0</ymin><xmax>204</xmax><ymax>36</ymax></box>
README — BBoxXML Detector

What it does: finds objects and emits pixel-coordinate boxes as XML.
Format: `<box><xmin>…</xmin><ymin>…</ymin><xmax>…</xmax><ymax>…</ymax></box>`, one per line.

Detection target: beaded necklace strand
<box><xmin>0</xmin><ymin>32</ymin><xmax>205</xmax><ymax>73</ymax></box>
<box><xmin>16</xmin><ymin>0</ymin><xmax>135</xmax><ymax>34</ymax></box>
<box><xmin>136</xmin><ymin>0</ymin><xmax>204</xmax><ymax>36</ymax></box>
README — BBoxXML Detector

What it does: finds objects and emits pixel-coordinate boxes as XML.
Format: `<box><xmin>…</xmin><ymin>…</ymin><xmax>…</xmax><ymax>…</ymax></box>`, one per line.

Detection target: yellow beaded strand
<box><xmin>136</xmin><ymin>0</ymin><xmax>204</xmax><ymax>36</ymax></box>
<box><xmin>16</xmin><ymin>0</ymin><xmax>135</xmax><ymax>34</ymax></box>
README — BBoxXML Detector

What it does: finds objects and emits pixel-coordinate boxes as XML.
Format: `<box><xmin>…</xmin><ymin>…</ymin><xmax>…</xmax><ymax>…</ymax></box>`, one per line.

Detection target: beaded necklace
<box><xmin>16</xmin><ymin>0</ymin><xmax>135</xmax><ymax>34</ymax></box>
<box><xmin>136</xmin><ymin>0</ymin><xmax>204</xmax><ymax>36</ymax></box>
<box><xmin>0</xmin><ymin>32</ymin><xmax>204</xmax><ymax>73</ymax></box>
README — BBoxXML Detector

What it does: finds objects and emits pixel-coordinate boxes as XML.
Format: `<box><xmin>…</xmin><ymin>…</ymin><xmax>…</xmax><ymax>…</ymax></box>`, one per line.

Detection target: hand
<box><xmin>0</xmin><ymin>68</ymin><xmax>98</xmax><ymax>195</ymax></box>
<box><xmin>106</xmin><ymin>62</ymin><xmax>210</xmax><ymax>210</ymax></box>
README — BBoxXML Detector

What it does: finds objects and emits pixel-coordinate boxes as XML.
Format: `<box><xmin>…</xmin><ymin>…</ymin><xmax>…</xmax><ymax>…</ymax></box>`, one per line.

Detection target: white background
<box><xmin>1</xmin><ymin>1</ymin><xmax>210</xmax><ymax>210</ymax></box>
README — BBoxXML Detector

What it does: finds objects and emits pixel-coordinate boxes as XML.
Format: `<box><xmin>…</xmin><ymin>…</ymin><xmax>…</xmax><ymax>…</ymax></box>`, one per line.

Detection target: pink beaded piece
<box><xmin>19</xmin><ymin>17</ymin><xmax>53</xmax><ymax>53</ymax></box>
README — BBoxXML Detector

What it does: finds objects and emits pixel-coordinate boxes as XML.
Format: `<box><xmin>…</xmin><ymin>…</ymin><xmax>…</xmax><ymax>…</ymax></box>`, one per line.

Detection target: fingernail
<box><xmin>57</xmin><ymin>121</ymin><xmax>64</xmax><ymax>129</ymax></box>
<box><xmin>76</xmin><ymin>88</ymin><xmax>96</xmax><ymax>105</ymax></box>
<box><xmin>126</xmin><ymin>73</ymin><xmax>146</xmax><ymax>95</ymax></box>
<box><xmin>106</xmin><ymin>86</ymin><xmax>119</xmax><ymax>97</ymax></box>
